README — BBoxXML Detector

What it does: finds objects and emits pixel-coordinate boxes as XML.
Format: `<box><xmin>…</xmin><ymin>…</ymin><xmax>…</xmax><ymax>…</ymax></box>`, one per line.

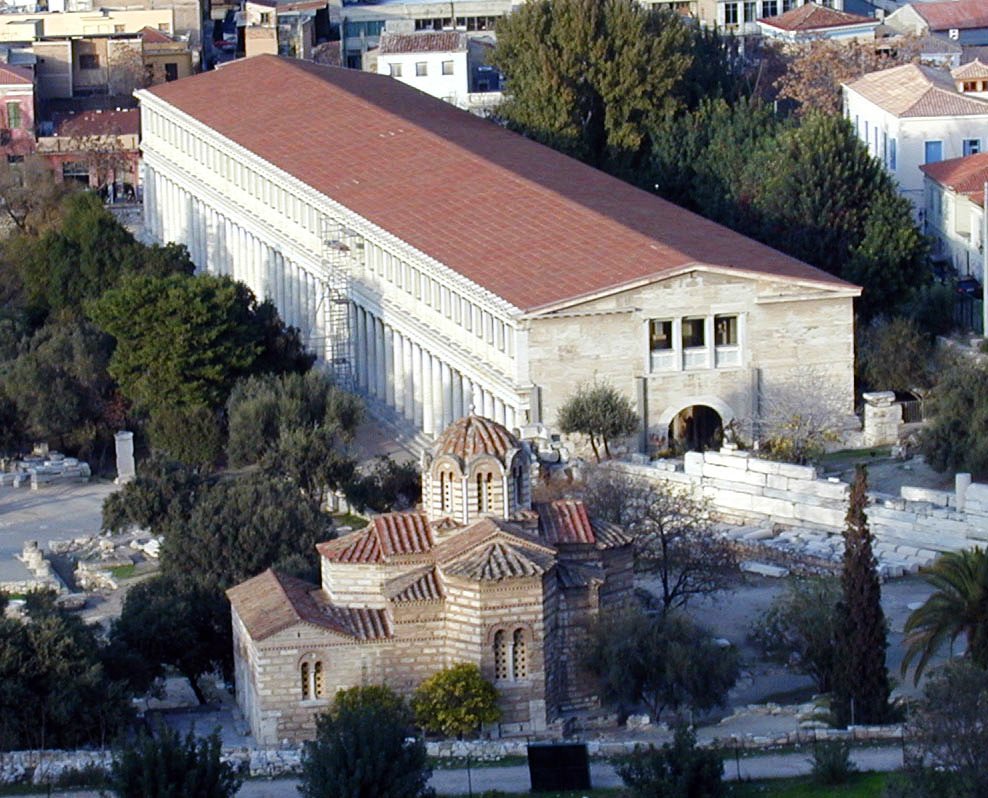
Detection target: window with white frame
<box><xmin>714</xmin><ymin>314</ymin><xmax>740</xmax><ymax>367</ymax></box>
<box><xmin>723</xmin><ymin>1</ymin><xmax>738</xmax><ymax>24</ymax></box>
<box><xmin>389</xmin><ymin>63</ymin><xmax>402</xmax><ymax>77</ymax></box>
<box><xmin>415</xmin><ymin>62</ymin><xmax>427</xmax><ymax>76</ymax></box>
<box><xmin>649</xmin><ymin>319</ymin><xmax>675</xmax><ymax>371</ymax></box>
<box><xmin>964</xmin><ymin>138</ymin><xmax>982</xmax><ymax>157</ymax></box>
<box><xmin>442</xmin><ymin>60</ymin><xmax>454</xmax><ymax>75</ymax></box>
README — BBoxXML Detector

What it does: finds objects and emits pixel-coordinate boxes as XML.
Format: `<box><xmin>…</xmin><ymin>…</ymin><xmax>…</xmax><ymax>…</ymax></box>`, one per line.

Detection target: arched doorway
<box><xmin>668</xmin><ymin>405</ymin><xmax>723</xmax><ymax>452</ymax></box>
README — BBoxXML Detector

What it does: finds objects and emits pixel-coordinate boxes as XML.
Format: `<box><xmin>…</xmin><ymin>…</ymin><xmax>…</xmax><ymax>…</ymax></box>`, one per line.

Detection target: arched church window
<box><xmin>512</xmin><ymin>629</ymin><xmax>527</xmax><ymax>679</ymax></box>
<box><xmin>493</xmin><ymin>630</ymin><xmax>509</xmax><ymax>680</ymax></box>
<box><xmin>477</xmin><ymin>472</ymin><xmax>494</xmax><ymax>512</ymax></box>
<box><xmin>439</xmin><ymin>471</ymin><xmax>452</xmax><ymax>513</ymax></box>
<box><xmin>300</xmin><ymin>663</ymin><xmax>310</xmax><ymax>700</ymax></box>
<box><xmin>314</xmin><ymin>661</ymin><xmax>325</xmax><ymax>698</ymax></box>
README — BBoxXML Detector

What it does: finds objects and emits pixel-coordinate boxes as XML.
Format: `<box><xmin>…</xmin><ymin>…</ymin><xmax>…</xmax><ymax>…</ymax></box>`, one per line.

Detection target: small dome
<box><xmin>433</xmin><ymin>415</ymin><xmax>519</xmax><ymax>464</ymax></box>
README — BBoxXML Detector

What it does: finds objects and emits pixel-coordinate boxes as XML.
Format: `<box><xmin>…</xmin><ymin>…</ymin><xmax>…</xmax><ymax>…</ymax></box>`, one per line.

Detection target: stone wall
<box><xmin>614</xmin><ymin>448</ymin><xmax>988</xmax><ymax>575</ymax></box>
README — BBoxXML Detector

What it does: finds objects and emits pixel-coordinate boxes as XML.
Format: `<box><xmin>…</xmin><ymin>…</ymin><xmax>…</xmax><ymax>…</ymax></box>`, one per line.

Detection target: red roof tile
<box><xmin>443</xmin><ymin>540</ymin><xmax>553</xmax><ymax>580</ymax></box>
<box><xmin>379</xmin><ymin>31</ymin><xmax>466</xmax><ymax>54</ymax></box>
<box><xmin>0</xmin><ymin>64</ymin><xmax>32</xmax><ymax>85</ymax></box>
<box><xmin>54</xmin><ymin>108</ymin><xmax>139</xmax><ymax>137</ymax></box>
<box><xmin>143</xmin><ymin>56</ymin><xmax>855</xmax><ymax>312</ymax></box>
<box><xmin>536</xmin><ymin>500</ymin><xmax>595</xmax><ymax>545</ymax></box>
<box><xmin>433</xmin><ymin>415</ymin><xmax>519</xmax><ymax>463</ymax></box>
<box><xmin>920</xmin><ymin>151</ymin><xmax>988</xmax><ymax>206</ymax></box>
<box><xmin>911</xmin><ymin>0</ymin><xmax>988</xmax><ymax>32</ymax></box>
<box><xmin>318</xmin><ymin>512</ymin><xmax>435</xmax><ymax>563</ymax></box>
<box><xmin>384</xmin><ymin>566</ymin><xmax>444</xmax><ymax>602</ymax></box>
<box><xmin>226</xmin><ymin>569</ymin><xmax>385</xmax><ymax>640</ymax></box>
<box><xmin>759</xmin><ymin>2</ymin><xmax>876</xmax><ymax>31</ymax></box>
<box><xmin>140</xmin><ymin>25</ymin><xmax>175</xmax><ymax>44</ymax></box>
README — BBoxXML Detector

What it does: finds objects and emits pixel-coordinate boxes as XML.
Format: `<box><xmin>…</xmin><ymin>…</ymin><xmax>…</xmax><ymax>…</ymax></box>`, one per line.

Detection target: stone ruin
<box><xmin>0</xmin><ymin>444</ymin><xmax>91</xmax><ymax>490</ymax></box>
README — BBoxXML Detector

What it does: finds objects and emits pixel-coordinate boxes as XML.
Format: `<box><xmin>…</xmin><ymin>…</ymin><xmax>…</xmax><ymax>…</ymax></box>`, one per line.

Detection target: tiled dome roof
<box><xmin>432</xmin><ymin>415</ymin><xmax>518</xmax><ymax>463</ymax></box>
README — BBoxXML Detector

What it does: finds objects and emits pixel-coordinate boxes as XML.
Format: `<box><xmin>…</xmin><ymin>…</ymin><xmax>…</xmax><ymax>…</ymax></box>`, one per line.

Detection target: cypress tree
<box><xmin>833</xmin><ymin>465</ymin><xmax>891</xmax><ymax>726</ymax></box>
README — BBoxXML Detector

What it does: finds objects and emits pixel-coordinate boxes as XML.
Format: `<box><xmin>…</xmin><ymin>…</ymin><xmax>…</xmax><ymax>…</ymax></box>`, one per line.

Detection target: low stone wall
<box><xmin>615</xmin><ymin>448</ymin><xmax>988</xmax><ymax>575</ymax></box>
<box><xmin>0</xmin><ymin>723</ymin><xmax>907</xmax><ymax>785</ymax></box>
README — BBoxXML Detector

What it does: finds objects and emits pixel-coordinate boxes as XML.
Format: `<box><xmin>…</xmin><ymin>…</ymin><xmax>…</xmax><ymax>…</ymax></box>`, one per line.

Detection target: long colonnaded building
<box><xmin>136</xmin><ymin>55</ymin><xmax>860</xmax><ymax>451</ymax></box>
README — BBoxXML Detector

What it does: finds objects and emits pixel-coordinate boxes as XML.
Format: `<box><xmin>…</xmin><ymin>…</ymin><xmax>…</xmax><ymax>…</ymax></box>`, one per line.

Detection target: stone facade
<box><xmin>227</xmin><ymin>416</ymin><xmax>633</xmax><ymax>746</ymax></box>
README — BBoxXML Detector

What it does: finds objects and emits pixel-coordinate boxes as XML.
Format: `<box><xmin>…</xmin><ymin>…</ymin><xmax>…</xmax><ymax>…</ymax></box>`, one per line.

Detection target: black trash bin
<box><xmin>527</xmin><ymin>742</ymin><xmax>591</xmax><ymax>792</ymax></box>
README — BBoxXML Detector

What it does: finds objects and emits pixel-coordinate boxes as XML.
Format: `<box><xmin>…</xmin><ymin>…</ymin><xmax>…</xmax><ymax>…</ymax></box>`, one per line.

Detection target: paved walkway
<box><xmin>50</xmin><ymin>746</ymin><xmax>904</xmax><ymax>797</ymax></box>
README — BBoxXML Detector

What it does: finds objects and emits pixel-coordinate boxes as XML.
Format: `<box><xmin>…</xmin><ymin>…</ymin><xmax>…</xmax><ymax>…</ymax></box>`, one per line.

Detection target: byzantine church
<box><xmin>227</xmin><ymin>415</ymin><xmax>633</xmax><ymax>745</ymax></box>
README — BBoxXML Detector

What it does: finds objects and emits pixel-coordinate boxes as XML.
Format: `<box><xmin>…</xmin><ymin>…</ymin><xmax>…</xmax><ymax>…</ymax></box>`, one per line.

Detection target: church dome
<box><xmin>432</xmin><ymin>415</ymin><xmax>519</xmax><ymax>465</ymax></box>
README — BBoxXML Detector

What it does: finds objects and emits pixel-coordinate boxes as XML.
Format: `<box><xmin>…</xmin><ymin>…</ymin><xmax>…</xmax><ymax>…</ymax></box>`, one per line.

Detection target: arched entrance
<box><xmin>668</xmin><ymin>405</ymin><xmax>723</xmax><ymax>452</ymax></box>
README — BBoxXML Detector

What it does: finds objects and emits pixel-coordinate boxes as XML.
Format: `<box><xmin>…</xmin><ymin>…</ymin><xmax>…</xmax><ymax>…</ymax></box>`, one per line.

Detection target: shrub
<box><xmin>810</xmin><ymin>740</ymin><xmax>856</xmax><ymax>785</ymax></box>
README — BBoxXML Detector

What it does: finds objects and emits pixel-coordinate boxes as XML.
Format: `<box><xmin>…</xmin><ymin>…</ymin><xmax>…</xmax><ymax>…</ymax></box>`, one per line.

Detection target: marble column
<box><xmin>384</xmin><ymin>325</ymin><xmax>395</xmax><ymax>409</ymax></box>
<box><xmin>402</xmin><ymin>336</ymin><xmax>414</xmax><ymax>421</ymax></box>
<box><xmin>422</xmin><ymin>350</ymin><xmax>435</xmax><ymax>435</ymax></box>
<box><xmin>392</xmin><ymin>329</ymin><xmax>405</xmax><ymax>414</ymax></box>
<box><xmin>441</xmin><ymin>360</ymin><xmax>453</xmax><ymax>430</ymax></box>
<box><xmin>412</xmin><ymin>344</ymin><xmax>424</xmax><ymax>427</ymax></box>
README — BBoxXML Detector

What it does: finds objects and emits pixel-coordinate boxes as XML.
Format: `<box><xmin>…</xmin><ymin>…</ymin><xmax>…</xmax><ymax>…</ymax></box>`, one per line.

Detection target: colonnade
<box><xmin>146</xmin><ymin>160</ymin><xmax>521</xmax><ymax>437</ymax></box>
<box><xmin>350</xmin><ymin>305</ymin><xmax>515</xmax><ymax>436</ymax></box>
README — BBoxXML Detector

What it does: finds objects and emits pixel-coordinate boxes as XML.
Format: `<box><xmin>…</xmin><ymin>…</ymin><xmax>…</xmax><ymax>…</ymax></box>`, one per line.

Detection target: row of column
<box><xmin>147</xmin><ymin>163</ymin><xmax>329</xmax><ymax>360</ymax></box>
<box><xmin>146</xmin><ymin>163</ymin><xmax>520</xmax><ymax>437</ymax></box>
<box><xmin>352</xmin><ymin>304</ymin><xmax>515</xmax><ymax>435</ymax></box>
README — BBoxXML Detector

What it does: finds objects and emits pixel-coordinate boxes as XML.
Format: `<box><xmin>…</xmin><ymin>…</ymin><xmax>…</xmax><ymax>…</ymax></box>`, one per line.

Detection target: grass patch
<box><xmin>109</xmin><ymin>564</ymin><xmax>137</xmax><ymax>579</ymax></box>
<box><xmin>333</xmin><ymin>513</ymin><xmax>368</xmax><ymax>530</ymax></box>
<box><xmin>728</xmin><ymin>771</ymin><xmax>889</xmax><ymax>797</ymax></box>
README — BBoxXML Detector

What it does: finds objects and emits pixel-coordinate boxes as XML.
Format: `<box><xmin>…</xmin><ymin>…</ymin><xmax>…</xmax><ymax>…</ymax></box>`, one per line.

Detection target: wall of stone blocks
<box><xmin>614</xmin><ymin>450</ymin><xmax>988</xmax><ymax>561</ymax></box>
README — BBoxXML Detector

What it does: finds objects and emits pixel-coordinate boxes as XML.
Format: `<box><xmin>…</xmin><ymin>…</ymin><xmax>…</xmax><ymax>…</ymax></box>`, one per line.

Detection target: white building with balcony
<box><xmin>843</xmin><ymin>63</ymin><xmax>988</xmax><ymax>213</ymax></box>
<box><xmin>921</xmin><ymin>152</ymin><xmax>988</xmax><ymax>279</ymax></box>
<box><xmin>136</xmin><ymin>55</ymin><xmax>859</xmax><ymax>452</ymax></box>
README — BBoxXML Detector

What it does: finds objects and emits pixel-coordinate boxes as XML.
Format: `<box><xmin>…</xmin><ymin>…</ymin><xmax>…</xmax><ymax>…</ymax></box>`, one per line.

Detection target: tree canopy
<box><xmin>920</xmin><ymin>360</ymin><xmax>988</xmax><ymax>476</ymax></box>
<box><xmin>582</xmin><ymin>606</ymin><xmax>739</xmax><ymax>721</ymax></box>
<box><xmin>89</xmin><ymin>272</ymin><xmax>308</xmax><ymax>415</ymax></box>
<box><xmin>557</xmin><ymin>381</ymin><xmax>638</xmax><ymax>461</ymax></box>
<box><xmin>412</xmin><ymin>663</ymin><xmax>501</xmax><ymax>738</ymax></box>
<box><xmin>299</xmin><ymin>688</ymin><xmax>433</xmax><ymax>798</ymax></box>
<box><xmin>159</xmin><ymin>471</ymin><xmax>329</xmax><ymax>591</ymax></box>
<box><xmin>491</xmin><ymin>0</ymin><xmax>695</xmax><ymax>173</ymax></box>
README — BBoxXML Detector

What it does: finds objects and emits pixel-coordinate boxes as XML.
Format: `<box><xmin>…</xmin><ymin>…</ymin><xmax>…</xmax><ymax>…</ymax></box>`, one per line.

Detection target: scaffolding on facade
<box><xmin>317</xmin><ymin>215</ymin><xmax>364</xmax><ymax>391</ymax></box>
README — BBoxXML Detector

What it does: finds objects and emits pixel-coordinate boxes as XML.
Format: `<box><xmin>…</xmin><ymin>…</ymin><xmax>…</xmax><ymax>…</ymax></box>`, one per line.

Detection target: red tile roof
<box><xmin>433</xmin><ymin>415</ymin><xmax>519</xmax><ymax>464</ymax></box>
<box><xmin>379</xmin><ymin>31</ymin><xmax>467</xmax><ymax>54</ymax></box>
<box><xmin>226</xmin><ymin>569</ymin><xmax>391</xmax><ymax>640</ymax></box>
<box><xmin>143</xmin><ymin>56</ymin><xmax>855</xmax><ymax>311</ymax></box>
<box><xmin>384</xmin><ymin>566</ymin><xmax>444</xmax><ymax>601</ymax></box>
<box><xmin>920</xmin><ymin>151</ymin><xmax>988</xmax><ymax>206</ymax></box>
<box><xmin>911</xmin><ymin>0</ymin><xmax>988</xmax><ymax>32</ymax></box>
<box><xmin>317</xmin><ymin>512</ymin><xmax>435</xmax><ymax>563</ymax></box>
<box><xmin>140</xmin><ymin>26</ymin><xmax>175</xmax><ymax>44</ymax></box>
<box><xmin>443</xmin><ymin>540</ymin><xmax>554</xmax><ymax>580</ymax></box>
<box><xmin>536</xmin><ymin>500</ymin><xmax>595</xmax><ymax>545</ymax></box>
<box><xmin>54</xmin><ymin>108</ymin><xmax>140</xmax><ymax>137</ymax></box>
<box><xmin>759</xmin><ymin>2</ymin><xmax>876</xmax><ymax>31</ymax></box>
<box><xmin>0</xmin><ymin>64</ymin><xmax>32</xmax><ymax>85</ymax></box>
<box><xmin>845</xmin><ymin>63</ymin><xmax>988</xmax><ymax>117</ymax></box>
<box><xmin>953</xmin><ymin>59</ymin><xmax>988</xmax><ymax>80</ymax></box>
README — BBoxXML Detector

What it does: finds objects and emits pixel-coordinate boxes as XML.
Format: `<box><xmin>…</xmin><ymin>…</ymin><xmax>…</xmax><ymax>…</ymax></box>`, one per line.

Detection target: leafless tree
<box><xmin>580</xmin><ymin>466</ymin><xmax>738</xmax><ymax>611</ymax></box>
<box><xmin>0</xmin><ymin>155</ymin><xmax>69</xmax><ymax>235</ymax></box>
<box><xmin>756</xmin><ymin>368</ymin><xmax>850</xmax><ymax>465</ymax></box>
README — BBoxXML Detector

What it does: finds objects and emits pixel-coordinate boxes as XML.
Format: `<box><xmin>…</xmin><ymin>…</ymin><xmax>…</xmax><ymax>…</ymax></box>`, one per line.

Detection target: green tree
<box><xmin>226</xmin><ymin>371</ymin><xmax>362</xmax><ymax>504</ymax></box>
<box><xmin>832</xmin><ymin>466</ymin><xmax>891</xmax><ymax>726</ymax></box>
<box><xmin>108</xmin><ymin>727</ymin><xmax>241</xmax><ymax>798</ymax></box>
<box><xmin>616</xmin><ymin>724</ymin><xmax>724</xmax><ymax>798</ymax></box>
<box><xmin>750</xmin><ymin>577</ymin><xmax>841</xmax><ymax>693</ymax></box>
<box><xmin>102</xmin><ymin>455</ymin><xmax>203</xmax><ymax>535</ymax></box>
<box><xmin>147</xmin><ymin>404</ymin><xmax>226</xmax><ymax>471</ymax></box>
<box><xmin>88</xmin><ymin>272</ymin><xmax>310</xmax><ymax>415</ymax></box>
<box><xmin>110</xmin><ymin>575</ymin><xmax>231</xmax><ymax>705</ymax></box>
<box><xmin>160</xmin><ymin>471</ymin><xmax>329</xmax><ymax>590</ymax></box>
<box><xmin>491</xmin><ymin>0</ymin><xmax>693</xmax><ymax>173</ymax></box>
<box><xmin>412</xmin><ymin>663</ymin><xmax>501</xmax><ymax>738</ymax></box>
<box><xmin>582</xmin><ymin>607</ymin><xmax>739</xmax><ymax>722</ymax></box>
<box><xmin>558</xmin><ymin>380</ymin><xmax>639</xmax><ymax>461</ymax></box>
<box><xmin>299</xmin><ymin>689</ymin><xmax>433</xmax><ymax>798</ymax></box>
<box><xmin>902</xmin><ymin>548</ymin><xmax>988</xmax><ymax>683</ymax></box>
<box><xmin>0</xmin><ymin>317</ymin><xmax>116</xmax><ymax>455</ymax></box>
<box><xmin>346</xmin><ymin>455</ymin><xmax>422</xmax><ymax>514</ymax></box>
<box><xmin>15</xmin><ymin>191</ymin><xmax>193</xmax><ymax>323</ymax></box>
<box><xmin>0</xmin><ymin>596</ymin><xmax>133</xmax><ymax>751</ymax></box>
<box><xmin>889</xmin><ymin>660</ymin><xmax>988</xmax><ymax>798</ymax></box>
<box><xmin>857</xmin><ymin>316</ymin><xmax>933</xmax><ymax>395</ymax></box>
<box><xmin>920</xmin><ymin>360</ymin><xmax>988</xmax><ymax>475</ymax></box>
<box><xmin>751</xmin><ymin>113</ymin><xmax>927</xmax><ymax>313</ymax></box>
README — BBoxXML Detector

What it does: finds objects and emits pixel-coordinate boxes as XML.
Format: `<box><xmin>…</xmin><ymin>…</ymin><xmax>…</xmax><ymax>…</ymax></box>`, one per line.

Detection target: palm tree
<box><xmin>902</xmin><ymin>547</ymin><xmax>988</xmax><ymax>683</ymax></box>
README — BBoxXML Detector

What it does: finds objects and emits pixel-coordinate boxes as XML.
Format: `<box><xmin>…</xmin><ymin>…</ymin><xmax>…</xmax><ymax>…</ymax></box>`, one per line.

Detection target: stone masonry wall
<box><xmin>613</xmin><ymin>448</ymin><xmax>988</xmax><ymax>572</ymax></box>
